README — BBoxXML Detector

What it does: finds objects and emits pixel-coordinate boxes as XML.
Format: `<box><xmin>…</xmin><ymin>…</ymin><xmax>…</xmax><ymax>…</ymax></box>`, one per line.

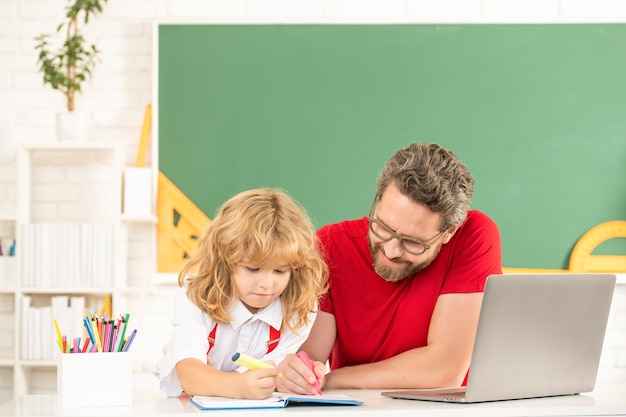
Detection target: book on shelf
<box><xmin>190</xmin><ymin>392</ymin><xmax>363</xmax><ymax>410</ymax></box>
<box><xmin>20</xmin><ymin>295</ymin><xmax>108</xmax><ymax>360</ymax></box>
<box><xmin>20</xmin><ymin>223</ymin><xmax>114</xmax><ymax>288</ymax></box>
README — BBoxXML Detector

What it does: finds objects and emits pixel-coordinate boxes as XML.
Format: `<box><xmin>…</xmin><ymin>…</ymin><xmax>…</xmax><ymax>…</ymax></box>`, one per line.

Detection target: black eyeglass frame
<box><xmin>367</xmin><ymin>198</ymin><xmax>448</xmax><ymax>256</ymax></box>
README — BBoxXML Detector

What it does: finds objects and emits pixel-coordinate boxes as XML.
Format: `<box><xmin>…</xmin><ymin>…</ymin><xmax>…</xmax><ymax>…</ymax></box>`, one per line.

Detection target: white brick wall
<box><xmin>0</xmin><ymin>0</ymin><xmax>625</xmax><ymax>403</ymax></box>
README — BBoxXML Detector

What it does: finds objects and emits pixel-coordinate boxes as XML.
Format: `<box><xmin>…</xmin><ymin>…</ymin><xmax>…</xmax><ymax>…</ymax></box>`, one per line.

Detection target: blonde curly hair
<box><xmin>178</xmin><ymin>188</ymin><xmax>328</xmax><ymax>334</ymax></box>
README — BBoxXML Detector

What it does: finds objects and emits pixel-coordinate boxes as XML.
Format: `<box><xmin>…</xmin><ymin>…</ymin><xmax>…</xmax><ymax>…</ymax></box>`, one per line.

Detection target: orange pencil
<box><xmin>81</xmin><ymin>338</ymin><xmax>90</xmax><ymax>353</ymax></box>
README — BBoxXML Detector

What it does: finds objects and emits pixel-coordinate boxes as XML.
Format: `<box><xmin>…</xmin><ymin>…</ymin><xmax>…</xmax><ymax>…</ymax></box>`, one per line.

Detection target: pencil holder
<box><xmin>0</xmin><ymin>256</ymin><xmax>16</xmax><ymax>287</ymax></box>
<box><xmin>57</xmin><ymin>351</ymin><xmax>132</xmax><ymax>407</ymax></box>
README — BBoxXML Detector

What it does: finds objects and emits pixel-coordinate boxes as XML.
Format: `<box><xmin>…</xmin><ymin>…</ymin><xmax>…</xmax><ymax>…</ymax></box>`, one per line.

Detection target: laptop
<box><xmin>382</xmin><ymin>273</ymin><xmax>616</xmax><ymax>403</ymax></box>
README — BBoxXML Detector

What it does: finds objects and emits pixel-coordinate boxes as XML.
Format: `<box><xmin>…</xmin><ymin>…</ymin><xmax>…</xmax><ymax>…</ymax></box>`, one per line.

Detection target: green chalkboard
<box><xmin>157</xmin><ymin>24</ymin><xmax>626</xmax><ymax>270</ymax></box>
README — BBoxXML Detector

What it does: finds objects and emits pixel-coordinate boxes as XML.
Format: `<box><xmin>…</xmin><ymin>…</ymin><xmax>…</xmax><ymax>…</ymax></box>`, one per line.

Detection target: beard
<box><xmin>369</xmin><ymin>238</ymin><xmax>441</xmax><ymax>283</ymax></box>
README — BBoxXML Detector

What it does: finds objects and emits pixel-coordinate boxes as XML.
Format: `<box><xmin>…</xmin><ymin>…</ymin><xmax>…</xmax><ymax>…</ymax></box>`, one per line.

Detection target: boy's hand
<box><xmin>238</xmin><ymin>367</ymin><xmax>279</xmax><ymax>400</ymax></box>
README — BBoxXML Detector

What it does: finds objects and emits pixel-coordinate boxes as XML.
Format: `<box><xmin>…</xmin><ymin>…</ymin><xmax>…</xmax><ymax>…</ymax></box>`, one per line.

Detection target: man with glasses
<box><xmin>277</xmin><ymin>142</ymin><xmax>502</xmax><ymax>394</ymax></box>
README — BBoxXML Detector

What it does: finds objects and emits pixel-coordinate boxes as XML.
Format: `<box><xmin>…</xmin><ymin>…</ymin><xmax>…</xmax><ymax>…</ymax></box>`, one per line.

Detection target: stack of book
<box><xmin>19</xmin><ymin>223</ymin><xmax>114</xmax><ymax>288</ymax></box>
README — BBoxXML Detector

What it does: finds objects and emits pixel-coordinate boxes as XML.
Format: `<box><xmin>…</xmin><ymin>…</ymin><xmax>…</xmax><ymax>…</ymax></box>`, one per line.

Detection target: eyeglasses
<box><xmin>368</xmin><ymin>199</ymin><xmax>448</xmax><ymax>256</ymax></box>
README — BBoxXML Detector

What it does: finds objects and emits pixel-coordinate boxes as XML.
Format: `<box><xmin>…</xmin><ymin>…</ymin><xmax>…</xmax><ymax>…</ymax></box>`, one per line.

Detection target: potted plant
<box><xmin>34</xmin><ymin>0</ymin><xmax>108</xmax><ymax>141</ymax></box>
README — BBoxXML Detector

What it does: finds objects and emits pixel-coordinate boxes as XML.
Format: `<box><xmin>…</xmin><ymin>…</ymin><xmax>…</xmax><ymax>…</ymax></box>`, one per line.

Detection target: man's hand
<box><xmin>276</xmin><ymin>353</ymin><xmax>326</xmax><ymax>395</ymax></box>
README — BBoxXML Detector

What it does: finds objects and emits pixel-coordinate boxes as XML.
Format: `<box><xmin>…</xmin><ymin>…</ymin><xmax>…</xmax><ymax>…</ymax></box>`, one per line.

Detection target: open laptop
<box><xmin>382</xmin><ymin>273</ymin><xmax>616</xmax><ymax>403</ymax></box>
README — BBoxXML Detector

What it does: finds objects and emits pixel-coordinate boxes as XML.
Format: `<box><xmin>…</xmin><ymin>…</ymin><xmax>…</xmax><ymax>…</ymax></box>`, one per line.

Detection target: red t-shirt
<box><xmin>317</xmin><ymin>210</ymin><xmax>502</xmax><ymax>370</ymax></box>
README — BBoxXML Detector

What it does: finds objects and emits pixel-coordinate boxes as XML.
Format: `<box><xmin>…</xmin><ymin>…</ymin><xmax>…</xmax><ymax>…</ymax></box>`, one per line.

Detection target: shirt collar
<box><xmin>229</xmin><ymin>298</ymin><xmax>283</xmax><ymax>330</ymax></box>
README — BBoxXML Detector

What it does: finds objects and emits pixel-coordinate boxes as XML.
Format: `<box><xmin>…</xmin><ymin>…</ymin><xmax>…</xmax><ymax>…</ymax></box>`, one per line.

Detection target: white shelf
<box><xmin>120</xmin><ymin>214</ymin><xmax>158</xmax><ymax>224</ymax></box>
<box><xmin>9</xmin><ymin>143</ymin><xmax>139</xmax><ymax>401</ymax></box>
<box><xmin>18</xmin><ymin>287</ymin><xmax>114</xmax><ymax>295</ymax></box>
<box><xmin>17</xmin><ymin>360</ymin><xmax>56</xmax><ymax>368</ymax></box>
<box><xmin>152</xmin><ymin>272</ymin><xmax>178</xmax><ymax>286</ymax></box>
<box><xmin>22</xmin><ymin>142</ymin><xmax>119</xmax><ymax>151</ymax></box>
<box><xmin>117</xmin><ymin>285</ymin><xmax>171</xmax><ymax>296</ymax></box>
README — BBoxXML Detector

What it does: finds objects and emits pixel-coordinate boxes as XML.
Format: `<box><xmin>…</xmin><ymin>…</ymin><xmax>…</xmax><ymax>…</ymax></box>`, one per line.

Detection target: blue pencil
<box><xmin>122</xmin><ymin>329</ymin><xmax>137</xmax><ymax>352</ymax></box>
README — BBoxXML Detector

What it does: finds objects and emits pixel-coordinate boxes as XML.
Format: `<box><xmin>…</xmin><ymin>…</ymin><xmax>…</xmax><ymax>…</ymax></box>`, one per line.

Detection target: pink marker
<box><xmin>296</xmin><ymin>350</ymin><xmax>322</xmax><ymax>395</ymax></box>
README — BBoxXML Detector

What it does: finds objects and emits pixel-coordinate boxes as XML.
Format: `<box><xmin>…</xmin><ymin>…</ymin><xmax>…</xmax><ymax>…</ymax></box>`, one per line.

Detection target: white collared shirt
<box><xmin>155</xmin><ymin>287</ymin><xmax>316</xmax><ymax>396</ymax></box>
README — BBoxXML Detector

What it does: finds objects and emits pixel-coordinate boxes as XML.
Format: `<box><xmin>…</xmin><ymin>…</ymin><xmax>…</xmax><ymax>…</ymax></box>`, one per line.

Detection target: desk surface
<box><xmin>1</xmin><ymin>382</ymin><xmax>626</xmax><ymax>417</ymax></box>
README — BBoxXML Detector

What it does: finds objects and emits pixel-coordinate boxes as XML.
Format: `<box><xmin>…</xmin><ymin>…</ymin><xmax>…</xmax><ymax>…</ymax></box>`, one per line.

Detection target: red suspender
<box><xmin>206</xmin><ymin>324</ymin><xmax>281</xmax><ymax>362</ymax></box>
<box><xmin>267</xmin><ymin>326</ymin><xmax>280</xmax><ymax>353</ymax></box>
<box><xmin>206</xmin><ymin>324</ymin><xmax>218</xmax><ymax>364</ymax></box>
<box><xmin>207</xmin><ymin>324</ymin><xmax>217</xmax><ymax>353</ymax></box>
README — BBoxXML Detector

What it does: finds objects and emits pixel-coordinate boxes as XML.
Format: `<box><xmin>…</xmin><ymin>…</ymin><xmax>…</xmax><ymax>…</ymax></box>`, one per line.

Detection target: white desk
<box><xmin>1</xmin><ymin>383</ymin><xmax>626</xmax><ymax>417</ymax></box>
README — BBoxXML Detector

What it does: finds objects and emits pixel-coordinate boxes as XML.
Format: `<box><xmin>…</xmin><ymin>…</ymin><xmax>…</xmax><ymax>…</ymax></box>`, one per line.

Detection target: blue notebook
<box><xmin>190</xmin><ymin>392</ymin><xmax>363</xmax><ymax>410</ymax></box>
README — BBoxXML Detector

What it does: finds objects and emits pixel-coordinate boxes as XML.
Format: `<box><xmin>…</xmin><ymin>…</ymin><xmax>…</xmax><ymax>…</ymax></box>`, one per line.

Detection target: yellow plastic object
<box><xmin>569</xmin><ymin>220</ymin><xmax>626</xmax><ymax>273</ymax></box>
<box><xmin>503</xmin><ymin>220</ymin><xmax>626</xmax><ymax>274</ymax></box>
<box><xmin>135</xmin><ymin>104</ymin><xmax>152</xmax><ymax>168</ymax></box>
<box><xmin>157</xmin><ymin>171</ymin><xmax>210</xmax><ymax>273</ymax></box>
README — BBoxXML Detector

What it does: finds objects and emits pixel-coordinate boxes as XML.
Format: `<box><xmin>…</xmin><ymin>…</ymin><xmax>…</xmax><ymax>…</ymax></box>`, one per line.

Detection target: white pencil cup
<box><xmin>0</xmin><ymin>257</ymin><xmax>16</xmax><ymax>287</ymax></box>
<box><xmin>57</xmin><ymin>352</ymin><xmax>133</xmax><ymax>407</ymax></box>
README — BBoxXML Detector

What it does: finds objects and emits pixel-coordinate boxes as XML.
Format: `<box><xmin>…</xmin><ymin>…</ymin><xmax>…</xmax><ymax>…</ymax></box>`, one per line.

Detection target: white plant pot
<box><xmin>56</xmin><ymin>111</ymin><xmax>87</xmax><ymax>141</ymax></box>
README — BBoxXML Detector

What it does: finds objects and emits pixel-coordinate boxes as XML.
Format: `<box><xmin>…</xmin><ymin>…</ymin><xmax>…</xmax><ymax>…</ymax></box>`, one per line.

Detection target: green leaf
<box><xmin>34</xmin><ymin>0</ymin><xmax>107</xmax><ymax>110</ymax></box>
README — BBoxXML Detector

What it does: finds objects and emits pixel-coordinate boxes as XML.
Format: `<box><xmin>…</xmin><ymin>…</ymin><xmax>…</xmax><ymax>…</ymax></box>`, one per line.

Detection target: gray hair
<box><xmin>375</xmin><ymin>143</ymin><xmax>474</xmax><ymax>231</ymax></box>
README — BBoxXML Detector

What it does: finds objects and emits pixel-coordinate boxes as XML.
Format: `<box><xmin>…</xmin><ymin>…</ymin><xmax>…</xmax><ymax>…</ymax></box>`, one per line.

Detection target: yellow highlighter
<box><xmin>53</xmin><ymin>319</ymin><xmax>63</xmax><ymax>352</ymax></box>
<box><xmin>232</xmin><ymin>352</ymin><xmax>283</xmax><ymax>377</ymax></box>
<box><xmin>91</xmin><ymin>318</ymin><xmax>103</xmax><ymax>352</ymax></box>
